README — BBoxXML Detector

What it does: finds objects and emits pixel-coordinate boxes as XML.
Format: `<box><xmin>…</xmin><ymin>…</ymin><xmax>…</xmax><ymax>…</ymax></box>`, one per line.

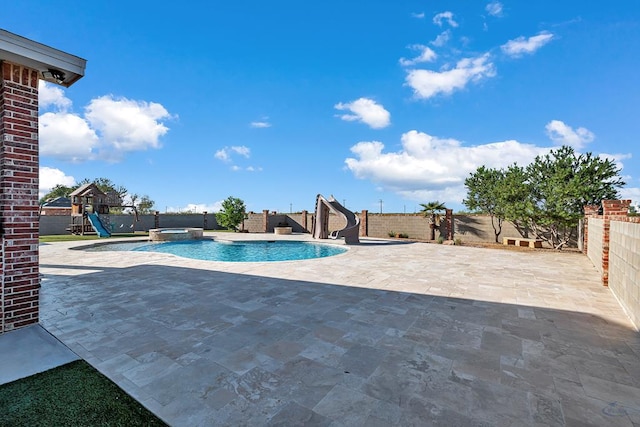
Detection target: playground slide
<box><xmin>313</xmin><ymin>194</ymin><xmax>360</xmax><ymax>244</ymax></box>
<box><xmin>87</xmin><ymin>212</ymin><xmax>111</xmax><ymax>237</ymax></box>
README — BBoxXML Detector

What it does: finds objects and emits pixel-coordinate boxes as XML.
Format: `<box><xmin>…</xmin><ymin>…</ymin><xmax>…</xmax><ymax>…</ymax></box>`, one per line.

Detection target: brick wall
<box><xmin>583</xmin><ymin>200</ymin><xmax>639</xmax><ymax>330</ymax></box>
<box><xmin>0</xmin><ymin>61</ymin><xmax>41</xmax><ymax>333</ymax></box>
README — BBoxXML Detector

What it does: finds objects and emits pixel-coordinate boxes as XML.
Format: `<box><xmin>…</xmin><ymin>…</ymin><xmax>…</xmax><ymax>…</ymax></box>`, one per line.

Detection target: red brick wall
<box><xmin>0</xmin><ymin>61</ymin><xmax>40</xmax><ymax>333</ymax></box>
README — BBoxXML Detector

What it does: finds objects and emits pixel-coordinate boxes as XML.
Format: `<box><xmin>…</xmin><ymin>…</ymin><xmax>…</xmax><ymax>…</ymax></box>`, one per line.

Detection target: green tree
<box><xmin>419</xmin><ymin>201</ymin><xmax>446</xmax><ymax>240</ymax></box>
<box><xmin>523</xmin><ymin>146</ymin><xmax>624</xmax><ymax>248</ymax></box>
<box><xmin>128</xmin><ymin>193</ymin><xmax>155</xmax><ymax>214</ymax></box>
<box><xmin>39</xmin><ymin>184</ymin><xmax>75</xmax><ymax>204</ymax></box>
<box><xmin>463</xmin><ymin>145</ymin><xmax>625</xmax><ymax>249</ymax></box>
<box><xmin>215</xmin><ymin>196</ymin><xmax>247</xmax><ymax>231</ymax></box>
<box><xmin>464</xmin><ymin>166</ymin><xmax>506</xmax><ymax>243</ymax></box>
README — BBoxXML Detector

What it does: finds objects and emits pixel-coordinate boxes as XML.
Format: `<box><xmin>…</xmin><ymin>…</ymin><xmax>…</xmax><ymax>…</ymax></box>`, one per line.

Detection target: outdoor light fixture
<box><xmin>41</xmin><ymin>68</ymin><xmax>66</xmax><ymax>84</ymax></box>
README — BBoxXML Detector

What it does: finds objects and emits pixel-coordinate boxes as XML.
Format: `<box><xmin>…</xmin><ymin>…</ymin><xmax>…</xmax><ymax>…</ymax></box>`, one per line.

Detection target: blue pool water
<box><xmin>89</xmin><ymin>239</ymin><xmax>347</xmax><ymax>262</ymax></box>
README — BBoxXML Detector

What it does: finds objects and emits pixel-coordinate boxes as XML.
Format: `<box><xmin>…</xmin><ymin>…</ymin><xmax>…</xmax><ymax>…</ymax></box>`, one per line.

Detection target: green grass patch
<box><xmin>0</xmin><ymin>360</ymin><xmax>167</xmax><ymax>427</ymax></box>
<box><xmin>39</xmin><ymin>233</ymin><xmax>146</xmax><ymax>243</ymax></box>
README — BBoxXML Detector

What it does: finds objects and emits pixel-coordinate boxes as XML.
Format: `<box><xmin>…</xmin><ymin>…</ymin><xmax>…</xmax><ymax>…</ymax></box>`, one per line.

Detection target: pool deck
<box><xmin>17</xmin><ymin>233</ymin><xmax>640</xmax><ymax>425</ymax></box>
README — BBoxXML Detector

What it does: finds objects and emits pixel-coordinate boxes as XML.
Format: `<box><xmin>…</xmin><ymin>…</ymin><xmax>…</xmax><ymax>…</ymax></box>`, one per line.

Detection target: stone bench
<box><xmin>502</xmin><ymin>237</ymin><xmax>543</xmax><ymax>248</ymax></box>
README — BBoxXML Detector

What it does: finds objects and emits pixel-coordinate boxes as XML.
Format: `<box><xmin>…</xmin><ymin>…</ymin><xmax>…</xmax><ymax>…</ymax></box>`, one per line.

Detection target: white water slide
<box><xmin>312</xmin><ymin>194</ymin><xmax>360</xmax><ymax>244</ymax></box>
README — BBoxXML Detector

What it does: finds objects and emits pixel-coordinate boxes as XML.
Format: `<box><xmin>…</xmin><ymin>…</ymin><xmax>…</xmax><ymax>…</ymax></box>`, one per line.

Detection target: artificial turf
<box><xmin>0</xmin><ymin>360</ymin><xmax>167</xmax><ymax>427</ymax></box>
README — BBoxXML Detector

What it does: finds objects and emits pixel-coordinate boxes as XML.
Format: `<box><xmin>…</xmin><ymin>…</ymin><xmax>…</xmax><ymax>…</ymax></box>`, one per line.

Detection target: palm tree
<box><xmin>419</xmin><ymin>201</ymin><xmax>447</xmax><ymax>240</ymax></box>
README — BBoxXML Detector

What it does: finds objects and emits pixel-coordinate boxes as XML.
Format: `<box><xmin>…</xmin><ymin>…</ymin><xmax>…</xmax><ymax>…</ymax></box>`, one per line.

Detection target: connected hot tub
<box><xmin>148</xmin><ymin>228</ymin><xmax>203</xmax><ymax>242</ymax></box>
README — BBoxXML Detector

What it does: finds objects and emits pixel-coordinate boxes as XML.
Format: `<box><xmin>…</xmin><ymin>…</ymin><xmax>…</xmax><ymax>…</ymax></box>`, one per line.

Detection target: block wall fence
<box><xmin>584</xmin><ymin>200</ymin><xmax>640</xmax><ymax>330</ymax></box>
<box><xmin>0</xmin><ymin>62</ymin><xmax>41</xmax><ymax>333</ymax></box>
<box><xmin>42</xmin><ymin>209</ymin><xmax>525</xmax><ymax>243</ymax></box>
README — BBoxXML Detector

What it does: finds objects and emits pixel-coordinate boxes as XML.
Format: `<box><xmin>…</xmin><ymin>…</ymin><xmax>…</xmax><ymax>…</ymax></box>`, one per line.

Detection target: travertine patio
<box><xmin>39</xmin><ymin>233</ymin><xmax>640</xmax><ymax>426</ymax></box>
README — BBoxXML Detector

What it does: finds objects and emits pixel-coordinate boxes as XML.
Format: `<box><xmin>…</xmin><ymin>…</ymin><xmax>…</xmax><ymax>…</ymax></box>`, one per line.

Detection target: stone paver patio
<box><xmin>39</xmin><ymin>233</ymin><xmax>640</xmax><ymax>426</ymax></box>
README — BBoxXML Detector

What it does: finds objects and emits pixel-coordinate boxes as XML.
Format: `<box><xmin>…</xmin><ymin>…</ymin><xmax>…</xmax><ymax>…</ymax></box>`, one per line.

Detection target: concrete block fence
<box><xmin>584</xmin><ymin>200</ymin><xmax>640</xmax><ymax>330</ymax></box>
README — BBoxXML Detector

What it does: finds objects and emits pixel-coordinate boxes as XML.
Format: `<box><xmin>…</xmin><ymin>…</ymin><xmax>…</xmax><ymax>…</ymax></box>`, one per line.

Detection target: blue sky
<box><xmin>4</xmin><ymin>1</ymin><xmax>640</xmax><ymax>213</ymax></box>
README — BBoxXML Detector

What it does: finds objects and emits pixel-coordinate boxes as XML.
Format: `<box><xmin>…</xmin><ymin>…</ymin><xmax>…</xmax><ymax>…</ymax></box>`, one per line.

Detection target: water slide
<box><xmin>87</xmin><ymin>212</ymin><xmax>111</xmax><ymax>237</ymax></box>
<box><xmin>312</xmin><ymin>194</ymin><xmax>360</xmax><ymax>244</ymax></box>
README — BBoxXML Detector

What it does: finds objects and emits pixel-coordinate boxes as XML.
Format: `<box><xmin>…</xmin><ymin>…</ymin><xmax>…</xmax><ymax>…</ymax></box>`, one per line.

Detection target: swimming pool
<box><xmin>88</xmin><ymin>239</ymin><xmax>347</xmax><ymax>262</ymax></box>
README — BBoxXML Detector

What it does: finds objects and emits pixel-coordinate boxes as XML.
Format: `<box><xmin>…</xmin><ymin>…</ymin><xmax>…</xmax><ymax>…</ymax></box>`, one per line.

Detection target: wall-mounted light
<box><xmin>41</xmin><ymin>68</ymin><xmax>66</xmax><ymax>84</ymax></box>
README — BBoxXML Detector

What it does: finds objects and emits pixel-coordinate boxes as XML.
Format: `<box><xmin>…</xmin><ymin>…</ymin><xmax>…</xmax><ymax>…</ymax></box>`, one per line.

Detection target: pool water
<box><xmin>89</xmin><ymin>239</ymin><xmax>347</xmax><ymax>262</ymax></box>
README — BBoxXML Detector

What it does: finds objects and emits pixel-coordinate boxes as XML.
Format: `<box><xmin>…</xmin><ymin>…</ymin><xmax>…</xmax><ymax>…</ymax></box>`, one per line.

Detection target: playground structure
<box><xmin>312</xmin><ymin>194</ymin><xmax>360</xmax><ymax>244</ymax></box>
<box><xmin>68</xmin><ymin>183</ymin><xmax>137</xmax><ymax>237</ymax></box>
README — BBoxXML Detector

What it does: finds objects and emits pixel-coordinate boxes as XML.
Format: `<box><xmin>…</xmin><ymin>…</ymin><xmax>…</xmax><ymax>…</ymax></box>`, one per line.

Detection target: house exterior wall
<box><xmin>0</xmin><ymin>61</ymin><xmax>40</xmax><ymax>333</ymax></box>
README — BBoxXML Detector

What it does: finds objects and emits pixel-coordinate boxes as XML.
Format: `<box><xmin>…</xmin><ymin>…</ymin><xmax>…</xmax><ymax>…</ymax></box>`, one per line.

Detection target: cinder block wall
<box><xmin>0</xmin><ymin>62</ymin><xmax>41</xmax><ymax>332</ymax></box>
<box><xmin>609</xmin><ymin>221</ymin><xmax>640</xmax><ymax>329</ymax></box>
<box><xmin>587</xmin><ymin>218</ymin><xmax>604</xmax><ymax>275</ymax></box>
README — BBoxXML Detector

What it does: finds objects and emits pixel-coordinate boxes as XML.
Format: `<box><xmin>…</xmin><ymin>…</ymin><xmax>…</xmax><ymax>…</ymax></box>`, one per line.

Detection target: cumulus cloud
<box><xmin>170</xmin><ymin>202</ymin><xmax>223</xmax><ymax>213</ymax></box>
<box><xmin>485</xmin><ymin>1</ymin><xmax>504</xmax><ymax>17</ymax></box>
<box><xmin>334</xmin><ymin>97</ymin><xmax>391</xmax><ymax>129</ymax></box>
<box><xmin>399</xmin><ymin>44</ymin><xmax>437</xmax><ymax>67</ymax></box>
<box><xmin>215</xmin><ymin>145</ymin><xmax>260</xmax><ymax>171</ymax></box>
<box><xmin>431</xmin><ymin>30</ymin><xmax>451</xmax><ymax>47</ymax></box>
<box><xmin>433</xmin><ymin>11</ymin><xmax>458</xmax><ymax>28</ymax></box>
<box><xmin>405</xmin><ymin>54</ymin><xmax>496</xmax><ymax>99</ymax></box>
<box><xmin>545</xmin><ymin>120</ymin><xmax>595</xmax><ymax>149</ymax></box>
<box><xmin>501</xmin><ymin>32</ymin><xmax>554</xmax><ymax>57</ymax></box>
<box><xmin>345</xmin><ymin>130</ymin><xmax>549</xmax><ymax>204</ymax></box>
<box><xmin>38</xmin><ymin>83</ymin><xmax>172</xmax><ymax>163</ymax></box>
<box><xmin>39</xmin><ymin>112</ymin><xmax>100</xmax><ymax>162</ymax></box>
<box><xmin>39</xmin><ymin>167</ymin><xmax>75</xmax><ymax>199</ymax></box>
<box><xmin>620</xmin><ymin>186</ymin><xmax>640</xmax><ymax>209</ymax></box>
<box><xmin>215</xmin><ymin>145</ymin><xmax>251</xmax><ymax>162</ymax></box>
<box><xmin>38</xmin><ymin>81</ymin><xmax>72</xmax><ymax>111</ymax></box>
<box><xmin>85</xmin><ymin>96</ymin><xmax>170</xmax><ymax>153</ymax></box>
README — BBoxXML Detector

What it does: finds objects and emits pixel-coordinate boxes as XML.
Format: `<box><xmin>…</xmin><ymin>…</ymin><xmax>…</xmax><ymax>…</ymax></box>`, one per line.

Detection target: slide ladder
<box><xmin>87</xmin><ymin>213</ymin><xmax>111</xmax><ymax>237</ymax></box>
<box><xmin>312</xmin><ymin>194</ymin><xmax>359</xmax><ymax>244</ymax></box>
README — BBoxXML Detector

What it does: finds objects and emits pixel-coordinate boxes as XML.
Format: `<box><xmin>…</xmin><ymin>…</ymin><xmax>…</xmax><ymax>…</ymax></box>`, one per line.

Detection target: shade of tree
<box><xmin>215</xmin><ymin>196</ymin><xmax>246</xmax><ymax>231</ymax></box>
<box><xmin>419</xmin><ymin>201</ymin><xmax>446</xmax><ymax>240</ymax></box>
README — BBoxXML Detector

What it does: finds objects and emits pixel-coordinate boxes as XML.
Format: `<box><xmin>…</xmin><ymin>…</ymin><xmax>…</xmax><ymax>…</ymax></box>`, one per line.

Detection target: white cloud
<box><xmin>620</xmin><ymin>187</ymin><xmax>640</xmax><ymax>209</ymax></box>
<box><xmin>334</xmin><ymin>97</ymin><xmax>391</xmax><ymax>129</ymax></box>
<box><xmin>215</xmin><ymin>149</ymin><xmax>230</xmax><ymax>162</ymax></box>
<box><xmin>485</xmin><ymin>1</ymin><xmax>503</xmax><ymax>17</ymax></box>
<box><xmin>501</xmin><ymin>32</ymin><xmax>554</xmax><ymax>57</ymax></box>
<box><xmin>431</xmin><ymin>30</ymin><xmax>451</xmax><ymax>47</ymax></box>
<box><xmin>39</xmin><ymin>112</ymin><xmax>100</xmax><ymax>162</ymax></box>
<box><xmin>399</xmin><ymin>45</ymin><xmax>437</xmax><ymax>67</ymax></box>
<box><xmin>38</xmin><ymin>85</ymin><xmax>172</xmax><ymax>163</ymax></box>
<box><xmin>216</xmin><ymin>145</ymin><xmax>251</xmax><ymax>162</ymax></box>
<box><xmin>405</xmin><ymin>54</ymin><xmax>496</xmax><ymax>99</ymax></box>
<box><xmin>177</xmin><ymin>202</ymin><xmax>223</xmax><ymax>213</ymax></box>
<box><xmin>38</xmin><ymin>81</ymin><xmax>72</xmax><ymax>111</ymax></box>
<box><xmin>411</xmin><ymin>12</ymin><xmax>425</xmax><ymax>19</ymax></box>
<box><xmin>39</xmin><ymin>167</ymin><xmax>75</xmax><ymax>199</ymax></box>
<box><xmin>250</xmin><ymin>119</ymin><xmax>271</xmax><ymax>128</ymax></box>
<box><xmin>433</xmin><ymin>11</ymin><xmax>458</xmax><ymax>28</ymax></box>
<box><xmin>345</xmin><ymin>130</ymin><xmax>549</xmax><ymax>204</ymax></box>
<box><xmin>85</xmin><ymin>96</ymin><xmax>170</xmax><ymax>154</ymax></box>
<box><xmin>545</xmin><ymin>120</ymin><xmax>595</xmax><ymax>149</ymax></box>
<box><xmin>231</xmin><ymin>146</ymin><xmax>250</xmax><ymax>157</ymax></box>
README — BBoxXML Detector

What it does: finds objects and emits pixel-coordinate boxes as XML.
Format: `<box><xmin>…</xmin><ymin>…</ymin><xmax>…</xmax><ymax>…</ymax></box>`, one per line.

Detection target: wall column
<box><xmin>582</xmin><ymin>205</ymin><xmax>600</xmax><ymax>255</ymax></box>
<box><xmin>0</xmin><ymin>61</ymin><xmax>40</xmax><ymax>332</ymax></box>
<box><xmin>600</xmin><ymin>200</ymin><xmax>631</xmax><ymax>286</ymax></box>
<box><xmin>301</xmin><ymin>210</ymin><xmax>307</xmax><ymax>232</ymax></box>
<box><xmin>360</xmin><ymin>210</ymin><xmax>368</xmax><ymax>237</ymax></box>
<box><xmin>445</xmin><ymin>209</ymin><xmax>453</xmax><ymax>240</ymax></box>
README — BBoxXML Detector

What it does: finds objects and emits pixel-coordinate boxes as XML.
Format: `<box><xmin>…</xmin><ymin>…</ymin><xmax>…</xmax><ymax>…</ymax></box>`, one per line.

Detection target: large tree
<box><xmin>463</xmin><ymin>146</ymin><xmax>625</xmax><ymax>249</ymax></box>
<box><xmin>523</xmin><ymin>146</ymin><xmax>623</xmax><ymax>248</ymax></box>
<box><xmin>215</xmin><ymin>196</ymin><xmax>247</xmax><ymax>231</ymax></box>
<box><xmin>419</xmin><ymin>201</ymin><xmax>446</xmax><ymax>240</ymax></box>
<box><xmin>464</xmin><ymin>166</ymin><xmax>506</xmax><ymax>243</ymax></box>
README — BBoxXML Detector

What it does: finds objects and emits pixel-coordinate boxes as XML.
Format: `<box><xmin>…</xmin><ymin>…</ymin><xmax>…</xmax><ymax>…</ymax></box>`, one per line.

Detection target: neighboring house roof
<box><xmin>41</xmin><ymin>197</ymin><xmax>71</xmax><ymax>208</ymax></box>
